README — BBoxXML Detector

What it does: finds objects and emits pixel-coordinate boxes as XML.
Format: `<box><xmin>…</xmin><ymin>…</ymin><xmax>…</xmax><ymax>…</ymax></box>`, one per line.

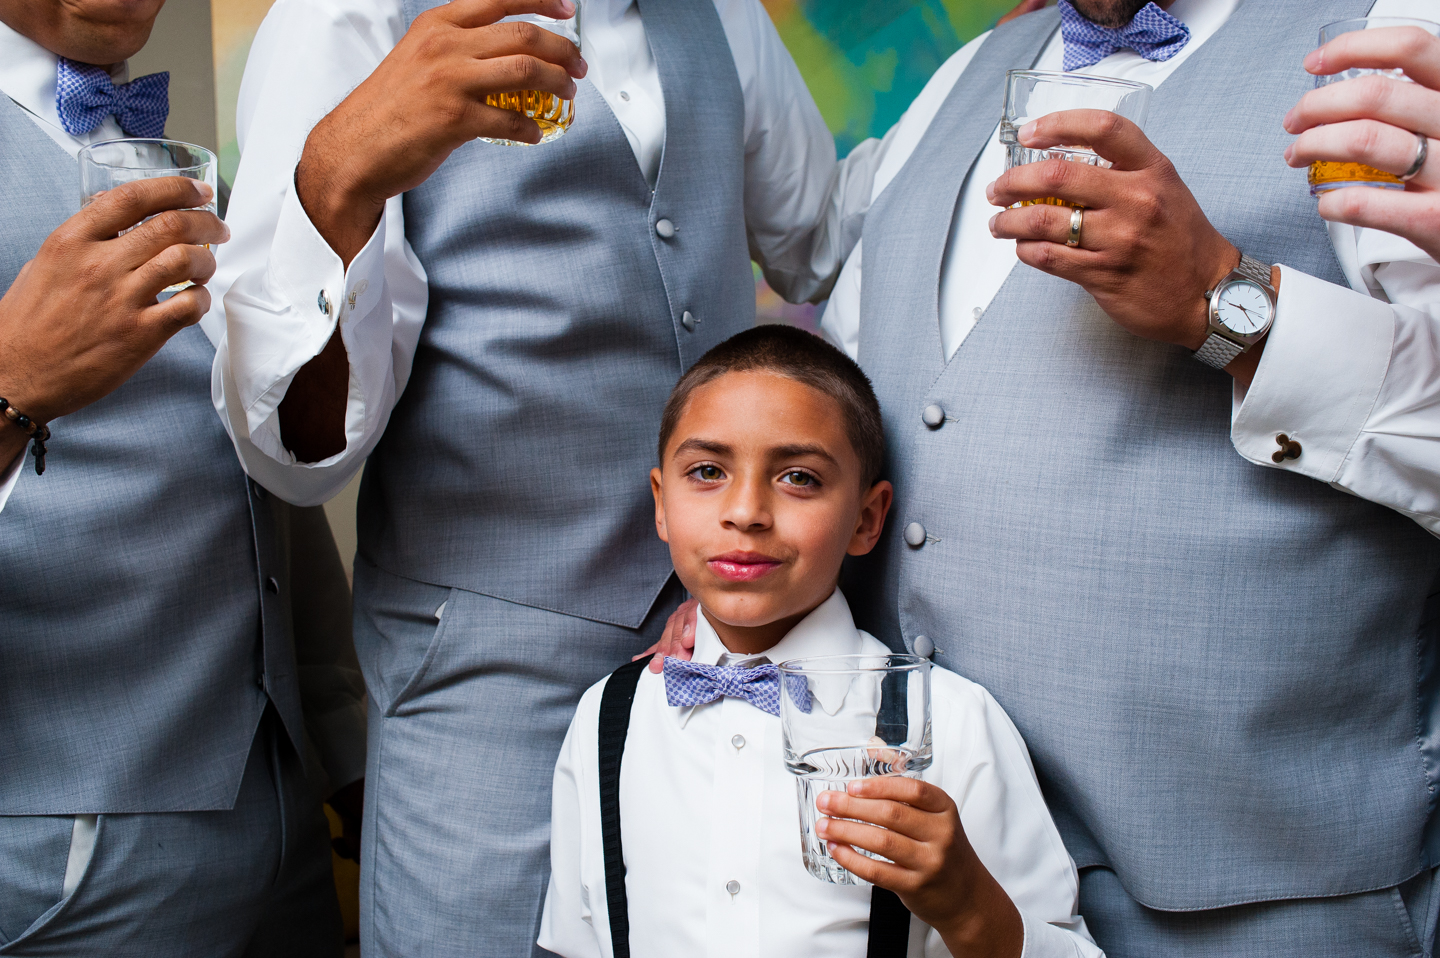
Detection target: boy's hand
<box><xmin>816</xmin><ymin>778</ymin><xmax>1023</xmax><ymax>958</ymax></box>
<box><xmin>635</xmin><ymin>596</ymin><xmax>698</xmax><ymax>673</ymax></box>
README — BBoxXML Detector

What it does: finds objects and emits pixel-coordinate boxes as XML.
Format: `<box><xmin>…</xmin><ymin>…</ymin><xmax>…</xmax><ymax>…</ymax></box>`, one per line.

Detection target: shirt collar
<box><xmin>0</xmin><ymin>19</ymin><xmax>127</xmax><ymax>156</ymax></box>
<box><xmin>675</xmin><ymin>589</ymin><xmax>865</xmax><ymax>726</ymax></box>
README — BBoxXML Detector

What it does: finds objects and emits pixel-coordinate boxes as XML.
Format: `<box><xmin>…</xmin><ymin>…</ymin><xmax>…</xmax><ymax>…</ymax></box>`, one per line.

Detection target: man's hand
<box><xmin>987</xmin><ymin>110</ymin><xmax>1253</xmax><ymax>375</ymax></box>
<box><xmin>328</xmin><ymin>778</ymin><xmax>365</xmax><ymax>862</ymax></box>
<box><xmin>296</xmin><ymin>0</ymin><xmax>586</xmax><ymax>266</ymax></box>
<box><xmin>635</xmin><ymin>596</ymin><xmax>698</xmax><ymax>674</ymax></box>
<box><xmin>0</xmin><ymin>176</ymin><xmax>227</xmax><ymax>474</ymax></box>
<box><xmin>1283</xmin><ymin>26</ymin><xmax>1440</xmax><ymax>263</ymax></box>
<box><xmin>817</xmin><ymin>778</ymin><xmax>1022</xmax><ymax>958</ymax></box>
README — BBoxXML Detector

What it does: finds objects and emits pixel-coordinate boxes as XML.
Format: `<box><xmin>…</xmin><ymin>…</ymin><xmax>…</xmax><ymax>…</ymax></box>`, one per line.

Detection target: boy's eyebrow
<box><xmin>673</xmin><ymin>438</ymin><xmax>732</xmax><ymax>458</ymax></box>
<box><xmin>770</xmin><ymin>443</ymin><xmax>839</xmax><ymax>466</ymax></box>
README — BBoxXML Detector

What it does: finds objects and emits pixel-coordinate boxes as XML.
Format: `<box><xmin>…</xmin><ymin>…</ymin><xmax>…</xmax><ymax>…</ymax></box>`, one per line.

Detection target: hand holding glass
<box><xmin>1000</xmin><ymin>70</ymin><xmax>1152</xmax><ymax>207</ymax></box>
<box><xmin>1307</xmin><ymin>17</ymin><xmax>1440</xmax><ymax>194</ymax></box>
<box><xmin>779</xmin><ymin>653</ymin><xmax>932</xmax><ymax>884</ymax></box>
<box><xmin>78</xmin><ymin>139</ymin><xmax>218</xmax><ymax>293</ymax></box>
<box><xmin>482</xmin><ymin>7</ymin><xmax>581</xmax><ymax>145</ymax></box>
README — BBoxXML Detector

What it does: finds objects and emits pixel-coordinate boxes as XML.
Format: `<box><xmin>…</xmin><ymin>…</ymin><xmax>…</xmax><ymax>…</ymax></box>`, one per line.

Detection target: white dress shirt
<box><xmin>0</xmin><ymin>20</ymin><xmax>133</xmax><ymax>513</ymax></box>
<box><xmin>540</xmin><ymin>589</ymin><xmax>1101</xmax><ymax>958</ymax></box>
<box><xmin>211</xmin><ymin>0</ymin><xmax>889</xmax><ymax>506</ymax></box>
<box><xmin>822</xmin><ymin>0</ymin><xmax>1440</xmax><ymax>538</ymax></box>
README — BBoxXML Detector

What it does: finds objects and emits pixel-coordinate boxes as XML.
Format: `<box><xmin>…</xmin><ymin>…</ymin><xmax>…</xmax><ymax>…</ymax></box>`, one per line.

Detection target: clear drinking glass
<box><xmin>481</xmin><ymin>7</ymin><xmax>581</xmax><ymax>146</ymax></box>
<box><xmin>779</xmin><ymin>653</ymin><xmax>932</xmax><ymax>884</ymax></box>
<box><xmin>999</xmin><ymin>70</ymin><xmax>1152</xmax><ymax>207</ymax></box>
<box><xmin>1308</xmin><ymin>17</ymin><xmax>1440</xmax><ymax>194</ymax></box>
<box><xmin>77</xmin><ymin>138</ymin><xmax>219</xmax><ymax>293</ymax></box>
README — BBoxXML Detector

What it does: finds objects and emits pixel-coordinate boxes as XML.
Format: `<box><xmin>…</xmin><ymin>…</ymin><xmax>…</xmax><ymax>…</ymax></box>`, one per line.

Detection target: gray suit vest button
<box><xmin>251</xmin><ymin>480</ymin><xmax>267</xmax><ymax>499</ymax></box>
<box><xmin>266</xmin><ymin>576</ymin><xmax>280</xmax><ymax>594</ymax></box>
<box><xmin>681</xmin><ymin>310</ymin><xmax>697</xmax><ymax>332</ymax></box>
<box><xmin>655</xmin><ymin>218</ymin><xmax>676</xmax><ymax>239</ymax></box>
<box><xmin>912</xmin><ymin>635</ymin><xmax>934</xmax><ymax>659</ymax></box>
<box><xmin>904</xmin><ymin>522</ymin><xmax>927</xmax><ymax>547</ymax></box>
<box><xmin>922</xmin><ymin>404</ymin><xmax>946</xmax><ymax>428</ymax></box>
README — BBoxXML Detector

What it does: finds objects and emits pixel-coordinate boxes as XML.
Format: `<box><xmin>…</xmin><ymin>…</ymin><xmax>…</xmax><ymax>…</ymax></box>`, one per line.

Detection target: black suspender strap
<box><xmin>867</xmin><ymin>887</ymin><xmax>912</xmax><ymax>957</ymax></box>
<box><xmin>596</xmin><ymin>653</ymin><xmax>912</xmax><ymax>957</ymax></box>
<box><xmin>598</xmin><ymin>655</ymin><xmax>651</xmax><ymax>958</ymax></box>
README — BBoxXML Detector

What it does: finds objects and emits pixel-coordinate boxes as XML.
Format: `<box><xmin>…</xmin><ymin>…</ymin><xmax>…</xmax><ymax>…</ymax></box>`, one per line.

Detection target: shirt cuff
<box><xmin>0</xmin><ymin>449</ymin><xmax>22</xmax><ymax>514</ymax></box>
<box><xmin>1232</xmin><ymin>264</ymin><xmax>1393</xmax><ymax>483</ymax></box>
<box><xmin>222</xmin><ymin>175</ymin><xmax>388</xmax><ymax>467</ymax></box>
<box><xmin>1017</xmin><ymin>907</ymin><xmax>1093</xmax><ymax>958</ymax></box>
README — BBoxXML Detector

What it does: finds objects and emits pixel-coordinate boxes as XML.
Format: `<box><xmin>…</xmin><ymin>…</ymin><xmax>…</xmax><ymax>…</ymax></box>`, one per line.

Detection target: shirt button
<box><xmin>655</xmin><ymin>218</ymin><xmax>676</xmax><ymax>239</ymax></box>
<box><xmin>681</xmin><ymin>310</ymin><xmax>698</xmax><ymax>332</ymax></box>
<box><xmin>266</xmin><ymin>576</ymin><xmax>280</xmax><ymax>594</ymax></box>
<box><xmin>731</xmin><ymin>734</ymin><xmax>745</xmax><ymax>749</ymax></box>
<box><xmin>922</xmin><ymin>404</ymin><xmax>946</xmax><ymax>429</ymax></box>
<box><xmin>619</xmin><ymin>90</ymin><xmax>631</xmax><ymax>101</ymax></box>
<box><xmin>317</xmin><ymin>290</ymin><xmax>331</xmax><ymax>317</ymax></box>
<box><xmin>972</xmin><ymin>306</ymin><xmax>984</xmax><ymax>322</ymax></box>
<box><xmin>256</xmin><ymin>674</ymin><xmax>265</xmax><ymax>689</ymax></box>
<box><xmin>904</xmin><ymin>522</ymin><xmax>927</xmax><ymax>548</ymax></box>
<box><xmin>912</xmin><ymin>635</ymin><xmax>934</xmax><ymax>659</ymax></box>
<box><xmin>725</xmin><ymin>880</ymin><xmax>741</xmax><ymax>895</ymax></box>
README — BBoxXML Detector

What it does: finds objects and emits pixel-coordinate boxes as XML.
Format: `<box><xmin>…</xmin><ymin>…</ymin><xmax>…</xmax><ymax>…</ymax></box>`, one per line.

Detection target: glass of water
<box><xmin>481</xmin><ymin>5</ymin><xmax>582</xmax><ymax>146</ymax></box>
<box><xmin>1307</xmin><ymin>17</ymin><xmax>1440</xmax><ymax>194</ymax></box>
<box><xmin>1000</xmin><ymin>70</ymin><xmax>1152</xmax><ymax>207</ymax></box>
<box><xmin>77</xmin><ymin>138</ymin><xmax>219</xmax><ymax>292</ymax></box>
<box><xmin>778</xmin><ymin>653</ymin><xmax>932</xmax><ymax>884</ymax></box>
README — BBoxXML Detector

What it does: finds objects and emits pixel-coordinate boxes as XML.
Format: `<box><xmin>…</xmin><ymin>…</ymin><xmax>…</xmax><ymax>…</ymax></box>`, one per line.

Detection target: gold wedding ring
<box><xmin>1066</xmin><ymin>206</ymin><xmax>1084</xmax><ymax>248</ymax></box>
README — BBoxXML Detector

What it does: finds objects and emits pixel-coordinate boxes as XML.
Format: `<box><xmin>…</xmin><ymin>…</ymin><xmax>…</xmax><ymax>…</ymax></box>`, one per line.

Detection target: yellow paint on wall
<box><xmin>210</xmin><ymin>0</ymin><xmax>278</xmax><ymax>182</ymax></box>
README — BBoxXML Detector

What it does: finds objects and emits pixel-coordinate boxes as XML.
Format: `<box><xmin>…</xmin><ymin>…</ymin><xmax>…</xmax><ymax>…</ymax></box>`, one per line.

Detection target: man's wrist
<box><xmin>932</xmin><ymin>873</ymin><xmax>1024</xmax><ymax>958</ymax></box>
<box><xmin>295</xmin><ymin>126</ymin><xmax>386</xmax><ymax>269</ymax></box>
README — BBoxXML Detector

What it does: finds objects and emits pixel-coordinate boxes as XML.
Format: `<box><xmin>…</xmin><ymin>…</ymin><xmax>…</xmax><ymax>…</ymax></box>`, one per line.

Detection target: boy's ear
<box><xmin>651</xmin><ymin>467</ymin><xmax>669</xmax><ymax>543</ymax></box>
<box><xmin>847</xmin><ymin>480</ymin><xmax>893</xmax><ymax>557</ymax></box>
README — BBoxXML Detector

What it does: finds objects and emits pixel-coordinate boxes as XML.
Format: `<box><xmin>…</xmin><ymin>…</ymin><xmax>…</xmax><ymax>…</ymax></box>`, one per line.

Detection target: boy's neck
<box><xmin>703</xmin><ymin>597</ymin><xmax>826</xmax><ymax>657</ymax></box>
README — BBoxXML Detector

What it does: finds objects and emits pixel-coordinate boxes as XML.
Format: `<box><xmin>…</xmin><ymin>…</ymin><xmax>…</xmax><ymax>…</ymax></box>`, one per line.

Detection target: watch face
<box><xmin>1215</xmin><ymin>280</ymin><xmax>1272</xmax><ymax>336</ymax></box>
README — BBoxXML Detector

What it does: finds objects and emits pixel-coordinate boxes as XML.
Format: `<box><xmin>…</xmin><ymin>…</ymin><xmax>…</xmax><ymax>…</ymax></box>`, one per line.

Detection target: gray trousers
<box><xmin>352</xmin><ymin>559</ymin><xmax>681</xmax><ymax>958</ymax></box>
<box><xmin>1081</xmin><ymin>865</ymin><xmax>1440</xmax><ymax>957</ymax></box>
<box><xmin>0</xmin><ymin>709</ymin><xmax>342</xmax><ymax>957</ymax></box>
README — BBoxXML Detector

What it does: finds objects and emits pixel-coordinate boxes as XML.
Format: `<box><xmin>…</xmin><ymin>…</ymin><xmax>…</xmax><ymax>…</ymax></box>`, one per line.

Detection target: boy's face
<box><xmin>651</xmin><ymin>370</ymin><xmax>892</xmax><ymax>653</ymax></box>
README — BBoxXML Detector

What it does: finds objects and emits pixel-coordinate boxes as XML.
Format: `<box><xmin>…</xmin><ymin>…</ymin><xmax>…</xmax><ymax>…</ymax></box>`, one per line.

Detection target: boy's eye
<box><xmin>781</xmin><ymin>470</ymin><xmax>818</xmax><ymax>487</ymax></box>
<box><xmin>690</xmin><ymin>464</ymin><xmax>725</xmax><ymax>482</ymax></box>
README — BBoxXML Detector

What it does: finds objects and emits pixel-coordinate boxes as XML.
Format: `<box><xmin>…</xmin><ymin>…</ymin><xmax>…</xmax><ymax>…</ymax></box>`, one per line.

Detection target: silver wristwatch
<box><xmin>1194</xmin><ymin>253</ymin><xmax>1276</xmax><ymax>369</ymax></box>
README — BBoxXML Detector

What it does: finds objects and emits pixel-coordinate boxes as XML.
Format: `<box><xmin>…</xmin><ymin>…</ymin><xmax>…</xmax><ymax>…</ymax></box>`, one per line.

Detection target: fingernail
<box><xmin>1282</xmin><ymin>108</ymin><xmax>1295</xmax><ymax>131</ymax></box>
<box><xmin>196</xmin><ymin>182</ymin><xmax>214</xmax><ymax>202</ymax></box>
<box><xmin>985</xmin><ymin>180</ymin><xmax>996</xmax><ymax>201</ymax></box>
<box><xmin>1283</xmin><ymin>144</ymin><xmax>1293</xmax><ymax>162</ymax></box>
<box><xmin>1018</xmin><ymin>121</ymin><xmax>1036</xmax><ymax>141</ymax></box>
<box><xmin>988</xmin><ymin>212</ymin><xmax>999</xmax><ymax>234</ymax></box>
<box><xmin>817</xmin><ymin>792</ymin><xmax>832</xmax><ymax>812</ymax></box>
<box><xmin>815</xmin><ymin>818</ymin><xmax>830</xmax><ymax>837</ymax></box>
<box><xmin>222</xmin><ymin>223</ymin><xmax>232</xmax><ymax>242</ymax></box>
<box><xmin>559</xmin><ymin>0</ymin><xmax>575</xmax><ymax>13</ymax></box>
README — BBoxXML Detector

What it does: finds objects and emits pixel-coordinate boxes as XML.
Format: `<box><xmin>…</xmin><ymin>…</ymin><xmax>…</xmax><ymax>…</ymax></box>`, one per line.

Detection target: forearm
<box><xmin>934</xmin><ymin>873</ymin><xmax>1024</xmax><ymax>958</ymax></box>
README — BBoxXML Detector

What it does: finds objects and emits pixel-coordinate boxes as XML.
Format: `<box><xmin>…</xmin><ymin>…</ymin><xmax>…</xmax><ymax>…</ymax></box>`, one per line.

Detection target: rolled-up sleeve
<box><xmin>208</xmin><ymin>0</ymin><xmax>427</xmax><ymax>507</ymax></box>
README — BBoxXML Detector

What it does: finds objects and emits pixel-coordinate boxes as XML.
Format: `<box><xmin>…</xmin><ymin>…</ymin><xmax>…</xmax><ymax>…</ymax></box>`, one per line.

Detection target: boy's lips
<box><xmin>707</xmin><ymin>551</ymin><xmax>783</xmax><ymax>582</ymax></box>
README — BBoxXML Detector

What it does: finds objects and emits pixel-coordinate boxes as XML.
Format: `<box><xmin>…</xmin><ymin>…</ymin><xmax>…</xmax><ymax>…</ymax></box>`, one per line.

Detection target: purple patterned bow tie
<box><xmin>1058</xmin><ymin>1</ymin><xmax>1191</xmax><ymax>72</ymax></box>
<box><xmin>56</xmin><ymin>58</ymin><xmax>169</xmax><ymax>138</ymax></box>
<box><xmin>663</xmin><ymin>657</ymin><xmax>811</xmax><ymax>716</ymax></box>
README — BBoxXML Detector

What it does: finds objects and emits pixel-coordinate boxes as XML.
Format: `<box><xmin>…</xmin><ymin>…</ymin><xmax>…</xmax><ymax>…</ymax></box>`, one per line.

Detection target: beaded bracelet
<box><xmin>0</xmin><ymin>397</ymin><xmax>50</xmax><ymax>475</ymax></box>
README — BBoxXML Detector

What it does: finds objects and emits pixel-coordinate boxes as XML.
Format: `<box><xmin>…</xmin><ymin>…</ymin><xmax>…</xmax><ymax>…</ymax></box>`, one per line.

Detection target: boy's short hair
<box><xmin>658</xmin><ymin>325</ymin><xmax>885</xmax><ymax>487</ymax></box>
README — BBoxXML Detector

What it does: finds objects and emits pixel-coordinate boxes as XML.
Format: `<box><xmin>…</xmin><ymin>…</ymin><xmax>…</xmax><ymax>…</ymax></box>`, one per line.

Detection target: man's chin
<box><xmin>1068</xmin><ymin>0</ymin><xmax>1153</xmax><ymax>29</ymax></box>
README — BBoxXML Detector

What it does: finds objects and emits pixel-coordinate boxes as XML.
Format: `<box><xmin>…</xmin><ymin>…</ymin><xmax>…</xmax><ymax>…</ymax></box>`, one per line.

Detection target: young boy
<box><xmin>538</xmin><ymin>327</ymin><xmax>1100</xmax><ymax>958</ymax></box>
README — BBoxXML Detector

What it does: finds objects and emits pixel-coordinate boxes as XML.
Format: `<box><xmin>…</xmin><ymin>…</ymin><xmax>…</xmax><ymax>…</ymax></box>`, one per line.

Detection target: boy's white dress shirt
<box><xmin>540</xmin><ymin>589</ymin><xmax>1102</xmax><ymax>958</ymax></box>
<box><xmin>822</xmin><ymin>0</ymin><xmax>1440</xmax><ymax>538</ymax></box>
<box><xmin>210</xmin><ymin>0</ymin><xmax>888</xmax><ymax>505</ymax></box>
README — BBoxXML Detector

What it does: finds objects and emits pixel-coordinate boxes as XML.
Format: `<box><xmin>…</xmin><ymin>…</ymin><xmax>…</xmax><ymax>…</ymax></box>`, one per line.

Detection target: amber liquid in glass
<box><xmin>482</xmin><ymin>90</ymin><xmax>576</xmax><ymax>144</ymax></box>
<box><xmin>1308</xmin><ymin>160</ymin><xmax>1403</xmax><ymax>194</ymax></box>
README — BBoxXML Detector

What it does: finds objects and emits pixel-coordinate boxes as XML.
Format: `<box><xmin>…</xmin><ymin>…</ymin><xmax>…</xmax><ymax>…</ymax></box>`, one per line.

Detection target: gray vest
<box><xmin>0</xmin><ymin>95</ymin><xmax>307</xmax><ymax>813</ymax></box>
<box><xmin>851</xmin><ymin>0</ymin><xmax>1440</xmax><ymax>911</ymax></box>
<box><xmin>364</xmin><ymin>0</ymin><xmax>753</xmax><ymax>629</ymax></box>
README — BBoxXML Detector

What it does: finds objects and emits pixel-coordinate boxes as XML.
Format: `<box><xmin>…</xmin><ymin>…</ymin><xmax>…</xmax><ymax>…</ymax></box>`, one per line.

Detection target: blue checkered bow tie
<box><xmin>56</xmin><ymin>58</ymin><xmax>169</xmax><ymax>138</ymax></box>
<box><xmin>1058</xmin><ymin>0</ymin><xmax>1191</xmax><ymax>72</ymax></box>
<box><xmin>663</xmin><ymin>657</ymin><xmax>811</xmax><ymax>716</ymax></box>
